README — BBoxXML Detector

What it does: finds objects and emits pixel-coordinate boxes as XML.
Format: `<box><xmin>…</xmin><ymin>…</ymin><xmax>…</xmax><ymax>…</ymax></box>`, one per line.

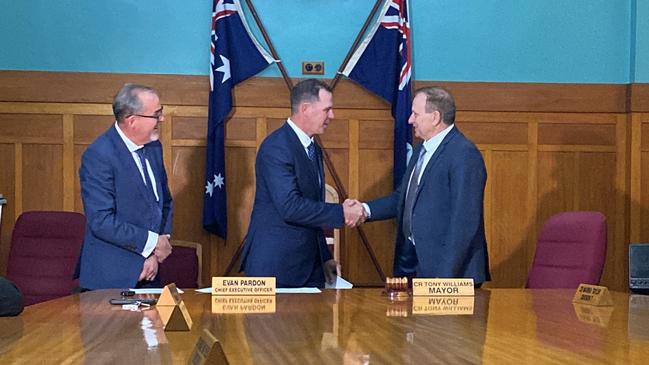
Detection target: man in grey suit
<box><xmin>359</xmin><ymin>87</ymin><xmax>490</xmax><ymax>285</ymax></box>
<box><xmin>77</xmin><ymin>84</ymin><xmax>173</xmax><ymax>289</ymax></box>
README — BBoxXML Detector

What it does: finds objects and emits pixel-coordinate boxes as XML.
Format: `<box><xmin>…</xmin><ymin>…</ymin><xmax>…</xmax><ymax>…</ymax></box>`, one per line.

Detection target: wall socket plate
<box><xmin>302</xmin><ymin>61</ymin><xmax>324</xmax><ymax>75</ymax></box>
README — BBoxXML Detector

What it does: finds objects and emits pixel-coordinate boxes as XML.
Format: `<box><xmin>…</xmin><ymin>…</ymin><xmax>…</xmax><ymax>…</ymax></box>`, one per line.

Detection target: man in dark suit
<box><xmin>241</xmin><ymin>79</ymin><xmax>364</xmax><ymax>288</ymax></box>
<box><xmin>77</xmin><ymin>84</ymin><xmax>173</xmax><ymax>289</ymax></box>
<box><xmin>360</xmin><ymin>87</ymin><xmax>490</xmax><ymax>285</ymax></box>
<box><xmin>0</xmin><ymin>277</ymin><xmax>23</xmax><ymax>316</ymax></box>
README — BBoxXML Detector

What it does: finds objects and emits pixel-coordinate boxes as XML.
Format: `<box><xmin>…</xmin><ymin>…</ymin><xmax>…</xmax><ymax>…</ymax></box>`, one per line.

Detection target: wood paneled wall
<box><xmin>1</xmin><ymin>71</ymin><xmax>647</xmax><ymax>291</ymax></box>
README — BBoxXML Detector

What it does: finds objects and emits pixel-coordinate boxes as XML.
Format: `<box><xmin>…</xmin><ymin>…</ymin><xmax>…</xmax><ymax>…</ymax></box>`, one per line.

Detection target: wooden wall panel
<box><xmin>225</xmin><ymin>118</ymin><xmax>256</xmax><ymax>141</ymax></box>
<box><xmin>219</xmin><ymin>146</ymin><xmax>257</xmax><ymax>272</ymax></box>
<box><xmin>460</xmin><ymin>122</ymin><xmax>528</xmax><ymax>145</ymax></box>
<box><xmin>0</xmin><ymin>72</ymin><xmax>642</xmax><ymax>290</ymax></box>
<box><xmin>74</xmin><ymin>115</ymin><xmax>113</xmax><ymax>144</ymax></box>
<box><xmin>485</xmin><ymin>151</ymin><xmax>530</xmax><ymax>288</ymax></box>
<box><xmin>354</xmin><ymin>148</ymin><xmax>395</xmax><ymax>284</ymax></box>
<box><xmin>638</xmin><ymin>152</ymin><xmax>649</xmax><ymax>242</ymax></box>
<box><xmin>575</xmin><ymin>152</ymin><xmax>622</xmax><ymax>287</ymax></box>
<box><xmin>173</xmin><ymin>117</ymin><xmax>207</xmax><ymax>140</ymax></box>
<box><xmin>73</xmin><ymin>145</ymin><xmax>87</xmax><ymax>213</ymax></box>
<box><xmin>0</xmin><ymin>114</ymin><xmax>62</xmax><ymax>142</ymax></box>
<box><xmin>0</xmin><ymin>144</ymin><xmax>16</xmax><ymax>273</ymax></box>
<box><xmin>169</xmin><ymin>146</ymin><xmax>213</xmax><ymax>285</ymax></box>
<box><xmin>320</xmin><ymin>119</ymin><xmax>349</xmax><ymax>148</ymax></box>
<box><xmin>538</xmin><ymin>124</ymin><xmax>616</xmax><ymax>145</ymax></box>
<box><xmin>21</xmin><ymin>144</ymin><xmax>63</xmax><ymax>211</ymax></box>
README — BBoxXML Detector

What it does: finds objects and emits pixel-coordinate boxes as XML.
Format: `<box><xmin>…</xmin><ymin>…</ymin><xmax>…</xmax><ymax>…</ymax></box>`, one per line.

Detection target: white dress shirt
<box><xmin>287</xmin><ymin>118</ymin><xmax>321</xmax><ymax>185</ymax></box>
<box><xmin>114</xmin><ymin>122</ymin><xmax>159</xmax><ymax>258</ymax></box>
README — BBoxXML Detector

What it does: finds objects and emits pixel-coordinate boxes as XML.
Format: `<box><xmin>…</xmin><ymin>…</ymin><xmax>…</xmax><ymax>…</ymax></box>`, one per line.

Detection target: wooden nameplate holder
<box><xmin>189</xmin><ymin>329</ymin><xmax>229</xmax><ymax>365</ymax></box>
<box><xmin>572</xmin><ymin>283</ymin><xmax>613</xmax><ymax>306</ymax></box>
<box><xmin>157</xmin><ymin>283</ymin><xmax>193</xmax><ymax>331</ymax></box>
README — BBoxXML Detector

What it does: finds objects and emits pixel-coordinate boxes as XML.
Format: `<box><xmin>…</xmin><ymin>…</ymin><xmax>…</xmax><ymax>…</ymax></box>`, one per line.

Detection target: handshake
<box><xmin>342</xmin><ymin>199</ymin><xmax>368</xmax><ymax>227</ymax></box>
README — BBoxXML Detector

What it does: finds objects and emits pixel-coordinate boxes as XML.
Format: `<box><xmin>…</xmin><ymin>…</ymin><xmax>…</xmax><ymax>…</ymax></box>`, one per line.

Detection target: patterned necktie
<box><xmin>135</xmin><ymin>148</ymin><xmax>157</xmax><ymax>201</ymax></box>
<box><xmin>307</xmin><ymin>142</ymin><xmax>316</xmax><ymax>161</ymax></box>
<box><xmin>307</xmin><ymin>142</ymin><xmax>322</xmax><ymax>191</ymax></box>
<box><xmin>402</xmin><ymin>146</ymin><xmax>427</xmax><ymax>241</ymax></box>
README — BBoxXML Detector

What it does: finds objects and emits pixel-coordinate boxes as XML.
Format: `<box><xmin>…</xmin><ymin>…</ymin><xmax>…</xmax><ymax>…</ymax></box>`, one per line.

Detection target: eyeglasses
<box><xmin>132</xmin><ymin>107</ymin><xmax>164</xmax><ymax>121</ymax></box>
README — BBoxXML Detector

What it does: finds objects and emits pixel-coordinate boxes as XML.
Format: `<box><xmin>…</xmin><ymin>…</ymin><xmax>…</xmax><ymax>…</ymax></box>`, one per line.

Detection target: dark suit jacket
<box><xmin>241</xmin><ymin>122</ymin><xmax>344</xmax><ymax>287</ymax></box>
<box><xmin>0</xmin><ymin>277</ymin><xmax>23</xmax><ymax>316</ymax></box>
<box><xmin>78</xmin><ymin>126</ymin><xmax>173</xmax><ymax>289</ymax></box>
<box><xmin>368</xmin><ymin>127</ymin><xmax>490</xmax><ymax>284</ymax></box>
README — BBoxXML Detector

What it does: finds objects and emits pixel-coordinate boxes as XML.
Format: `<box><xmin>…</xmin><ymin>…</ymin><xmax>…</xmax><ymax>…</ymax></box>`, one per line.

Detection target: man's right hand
<box><xmin>343</xmin><ymin>199</ymin><xmax>366</xmax><ymax>227</ymax></box>
<box><xmin>154</xmin><ymin>234</ymin><xmax>172</xmax><ymax>263</ymax></box>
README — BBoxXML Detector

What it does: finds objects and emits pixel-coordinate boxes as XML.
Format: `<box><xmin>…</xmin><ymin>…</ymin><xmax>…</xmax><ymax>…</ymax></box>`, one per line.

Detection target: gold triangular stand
<box><xmin>156</xmin><ymin>283</ymin><xmax>192</xmax><ymax>331</ymax></box>
<box><xmin>158</xmin><ymin>283</ymin><xmax>182</xmax><ymax>306</ymax></box>
<box><xmin>157</xmin><ymin>301</ymin><xmax>193</xmax><ymax>331</ymax></box>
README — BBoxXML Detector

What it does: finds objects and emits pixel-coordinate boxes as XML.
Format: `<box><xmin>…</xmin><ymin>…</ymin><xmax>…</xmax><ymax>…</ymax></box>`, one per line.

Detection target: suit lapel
<box><xmin>282</xmin><ymin>123</ymin><xmax>321</xmax><ymax>190</ymax></box>
<box><xmin>397</xmin><ymin>143</ymin><xmax>424</xmax><ymax>214</ymax></box>
<box><xmin>315</xmin><ymin>143</ymin><xmax>325</xmax><ymax>200</ymax></box>
<box><xmin>413</xmin><ymin>127</ymin><xmax>459</xmax><ymax>201</ymax></box>
<box><xmin>107</xmin><ymin>127</ymin><xmax>156</xmax><ymax>203</ymax></box>
<box><xmin>144</xmin><ymin>144</ymin><xmax>164</xmax><ymax>208</ymax></box>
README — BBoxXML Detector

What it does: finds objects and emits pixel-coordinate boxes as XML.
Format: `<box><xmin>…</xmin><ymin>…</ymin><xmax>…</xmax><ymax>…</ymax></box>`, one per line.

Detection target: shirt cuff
<box><xmin>141</xmin><ymin>231</ymin><xmax>158</xmax><ymax>258</ymax></box>
<box><xmin>362</xmin><ymin>203</ymin><xmax>371</xmax><ymax>219</ymax></box>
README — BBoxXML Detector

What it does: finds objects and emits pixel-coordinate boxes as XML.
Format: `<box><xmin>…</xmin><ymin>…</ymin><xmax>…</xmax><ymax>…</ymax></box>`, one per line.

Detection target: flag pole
<box><xmin>244</xmin><ymin>0</ymin><xmax>293</xmax><ymax>90</ymax></box>
<box><xmin>329</xmin><ymin>0</ymin><xmax>384</xmax><ymax>90</ymax></box>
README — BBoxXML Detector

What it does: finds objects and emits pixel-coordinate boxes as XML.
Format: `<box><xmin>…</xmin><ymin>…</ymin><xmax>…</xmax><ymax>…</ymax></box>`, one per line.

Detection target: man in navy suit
<box><xmin>241</xmin><ymin>79</ymin><xmax>365</xmax><ymax>288</ymax></box>
<box><xmin>359</xmin><ymin>87</ymin><xmax>490</xmax><ymax>285</ymax></box>
<box><xmin>78</xmin><ymin>84</ymin><xmax>173</xmax><ymax>289</ymax></box>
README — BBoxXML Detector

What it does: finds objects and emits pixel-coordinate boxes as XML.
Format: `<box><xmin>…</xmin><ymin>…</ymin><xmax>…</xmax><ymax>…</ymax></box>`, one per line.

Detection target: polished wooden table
<box><xmin>1</xmin><ymin>288</ymin><xmax>648</xmax><ymax>364</ymax></box>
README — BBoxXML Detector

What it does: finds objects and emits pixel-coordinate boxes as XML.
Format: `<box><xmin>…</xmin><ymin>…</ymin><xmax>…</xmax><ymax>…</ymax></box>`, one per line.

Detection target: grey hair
<box><xmin>415</xmin><ymin>86</ymin><xmax>456</xmax><ymax>125</ymax></box>
<box><xmin>112</xmin><ymin>83</ymin><xmax>157</xmax><ymax>123</ymax></box>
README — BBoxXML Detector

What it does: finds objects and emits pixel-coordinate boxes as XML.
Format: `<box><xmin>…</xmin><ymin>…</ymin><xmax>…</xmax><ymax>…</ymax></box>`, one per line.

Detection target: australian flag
<box><xmin>204</xmin><ymin>0</ymin><xmax>274</xmax><ymax>237</ymax></box>
<box><xmin>341</xmin><ymin>0</ymin><xmax>412</xmax><ymax>188</ymax></box>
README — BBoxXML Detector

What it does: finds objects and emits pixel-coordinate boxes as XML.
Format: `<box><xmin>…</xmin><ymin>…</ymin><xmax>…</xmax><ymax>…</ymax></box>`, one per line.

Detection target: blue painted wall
<box><xmin>634</xmin><ymin>0</ymin><xmax>649</xmax><ymax>82</ymax></box>
<box><xmin>0</xmin><ymin>0</ymin><xmax>641</xmax><ymax>83</ymax></box>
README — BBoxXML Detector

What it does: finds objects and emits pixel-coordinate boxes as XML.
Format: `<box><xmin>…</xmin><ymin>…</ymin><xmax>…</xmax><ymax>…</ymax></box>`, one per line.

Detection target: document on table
<box><xmin>325</xmin><ymin>276</ymin><xmax>353</xmax><ymax>289</ymax></box>
<box><xmin>276</xmin><ymin>287</ymin><xmax>321</xmax><ymax>294</ymax></box>
<box><xmin>129</xmin><ymin>288</ymin><xmax>184</xmax><ymax>294</ymax></box>
<box><xmin>195</xmin><ymin>287</ymin><xmax>321</xmax><ymax>294</ymax></box>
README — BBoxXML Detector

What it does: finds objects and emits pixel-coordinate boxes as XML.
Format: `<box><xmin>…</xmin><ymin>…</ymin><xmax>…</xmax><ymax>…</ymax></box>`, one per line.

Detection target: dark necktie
<box><xmin>307</xmin><ymin>142</ymin><xmax>316</xmax><ymax>161</ymax></box>
<box><xmin>135</xmin><ymin>148</ymin><xmax>157</xmax><ymax>201</ymax></box>
<box><xmin>402</xmin><ymin>146</ymin><xmax>427</xmax><ymax>241</ymax></box>
<box><xmin>307</xmin><ymin>142</ymin><xmax>322</xmax><ymax>194</ymax></box>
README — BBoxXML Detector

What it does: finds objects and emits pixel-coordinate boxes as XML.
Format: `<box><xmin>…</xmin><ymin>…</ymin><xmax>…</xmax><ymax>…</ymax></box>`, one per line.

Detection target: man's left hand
<box><xmin>323</xmin><ymin>259</ymin><xmax>338</xmax><ymax>284</ymax></box>
<box><xmin>138</xmin><ymin>255</ymin><xmax>159</xmax><ymax>282</ymax></box>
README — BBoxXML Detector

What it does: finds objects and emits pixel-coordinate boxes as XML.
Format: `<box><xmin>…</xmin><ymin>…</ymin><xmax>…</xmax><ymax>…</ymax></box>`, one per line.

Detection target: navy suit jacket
<box><xmin>78</xmin><ymin>126</ymin><xmax>173</xmax><ymax>289</ymax></box>
<box><xmin>241</xmin><ymin>122</ymin><xmax>344</xmax><ymax>287</ymax></box>
<box><xmin>368</xmin><ymin>127</ymin><xmax>490</xmax><ymax>284</ymax></box>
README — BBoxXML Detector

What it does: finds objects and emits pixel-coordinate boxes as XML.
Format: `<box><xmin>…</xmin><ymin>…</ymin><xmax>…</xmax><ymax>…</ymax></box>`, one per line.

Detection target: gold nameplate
<box><xmin>412</xmin><ymin>296</ymin><xmax>475</xmax><ymax>315</ymax></box>
<box><xmin>572</xmin><ymin>284</ymin><xmax>613</xmax><ymax>306</ymax></box>
<box><xmin>211</xmin><ymin>296</ymin><xmax>277</xmax><ymax>314</ymax></box>
<box><xmin>573</xmin><ymin>303</ymin><xmax>614</xmax><ymax>327</ymax></box>
<box><xmin>412</xmin><ymin>278</ymin><xmax>475</xmax><ymax>296</ymax></box>
<box><xmin>188</xmin><ymin>329</ymin><xmax>229</xmax><ymax>365</ymax></box>
<box><xmin>157</xmin><ymin>300</ymin><xmax>193</xmax><ymax>331</ymax></box>
<box><xmin>212</xmin><ymin>277</ymin><xmax>276</xmax><ymax>296</ymax></box>
<box><xmin>158</xmin><ymin>283</ymin><xmax>183</xmax><ymax>306</ymax></box>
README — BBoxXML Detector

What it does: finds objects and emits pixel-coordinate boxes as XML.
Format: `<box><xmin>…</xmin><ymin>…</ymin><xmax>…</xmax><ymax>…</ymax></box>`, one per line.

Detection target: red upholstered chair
<box><xmin>159</xmin><ymin>240</ymin><xmax>202</xmax><ymax>288</ymax></box>
<box><xmin>6</xmin><ymin>211</ymin><xmax>86</xmax><ymax>305</ymax></box>
<box><xmin>526</xmin><ymin>211</ymin><xmax>607</xmax><ymax>289</ymax></box>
